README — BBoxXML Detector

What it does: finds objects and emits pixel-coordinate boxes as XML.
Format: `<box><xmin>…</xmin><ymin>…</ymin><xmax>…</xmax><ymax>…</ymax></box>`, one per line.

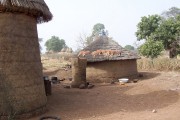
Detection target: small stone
<box><xmin>79</xmin><ymin>84</ymin><xmax>86</xmax><ymax>89</ymax></box>
<box><xmin>133</xmin><ymin>79</ymin><xmax>138</xmax><ymax>83</ymax></box>
<box><xmin>88</xmin><ymin>84</ymin><xmax>94</xmax><ymax>89</ymax></box>
<box><xmin>86</xmin><ymin>82</ymin><xmax>90</xmax><ymax>85</ymax></box>
<box><xmin>111</xmin><ymin>81</ymin><xmax>115</xmax><ymax>84</ymax></box>
<box><xmin>138</xmin><ymin>73</ymin><xmax>143</xmax><ymax>77</ymax></box>
<box><xmin>64</xmin><ymin>85</ymin><xmax>71</xmax><ymax>89</ymax></box>
<box><xmin>120</xmin><ymin>82</ymin><xmax>125</xmax><ymax>85</ymax></box>
<box><xmin>152</xmin><ymin>109</ymin><xmax>157</xmax><ymax>113</ymax></box>
<box><xmin>68</xmin><ymin>78</ymin><xmax>72</xmax><ymax>81</ymax></box>
<box><xmin>60</xmin><ymin>78</ymin><xmax>66</xmax><ymax>81</ymax></box>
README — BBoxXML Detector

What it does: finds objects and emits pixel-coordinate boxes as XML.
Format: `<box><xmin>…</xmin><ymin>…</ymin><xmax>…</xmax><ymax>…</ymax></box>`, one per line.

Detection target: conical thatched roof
<box><xmin>0</xmin><ymin>0</ymin><xmax>52</xmax><ymax>23</ymax></box>
<box><xmin>78</xmin><ymin>36</ymin><xmax>140</xmax><ymax>62</ymax></box>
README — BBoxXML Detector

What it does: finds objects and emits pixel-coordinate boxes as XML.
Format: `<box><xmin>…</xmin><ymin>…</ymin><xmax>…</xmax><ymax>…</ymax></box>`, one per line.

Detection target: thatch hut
<box><xmin>66</xmin><ymin>48</ymin><xmax>73</xmax><ymax>53</ymax></box>
<box><xmin>61</xmin><ymin>47</ymin><xmax>66</xmax><ymax>52</ymax></box>
<box><xmin>78</xmin><ymin>36</ymin><xmax>139</xmax><ymax>83</ymax></box>
<box><xmin>0</xmin><ymin>0</ymin><xmax>52</xmax><ymax>118</ymax></box>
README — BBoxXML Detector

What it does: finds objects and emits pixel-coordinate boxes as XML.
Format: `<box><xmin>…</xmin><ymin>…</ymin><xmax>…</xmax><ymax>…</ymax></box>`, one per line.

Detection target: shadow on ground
<box><xmin>138</xmin><ymin>71</ymin><xmax>161</xmax><ymax>80</ymax></box>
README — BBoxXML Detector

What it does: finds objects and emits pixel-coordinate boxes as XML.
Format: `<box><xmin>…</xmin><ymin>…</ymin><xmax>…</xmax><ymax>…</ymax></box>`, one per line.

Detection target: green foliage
<box><xmin>45</xmin><ymin>36</ymin><xmax>66</xmax><ymax>52</ymax></box>
<box><xmin>153</xmin><ymin>16</ymin><xmax>180</xmax><ymax>50</ymax></box>
<box><xmin>124</xmin><ymin>45</ymin><xmax>135</xmax><ymax>50</ymax></box>
<box><xmin>92</xmin><ymin>23</ymin><xmax>105</xmax><ymax>36</ymax></box>
<box><xmin>136</xmin><ymin>15</ymin><xmax>162</xmax><ymax>40</ymax></box>
<box><xmin>136</xmin><ymin>7</ymin><xmax>180</xmax><ymax>58</ymax></box>
<box><xmin>138</xmin><ymin>39</ymin><xmax>164</xmax><ymax>59</ymax></box>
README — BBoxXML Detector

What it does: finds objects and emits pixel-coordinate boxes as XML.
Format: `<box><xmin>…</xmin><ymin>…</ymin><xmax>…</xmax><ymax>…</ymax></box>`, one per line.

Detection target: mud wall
<box><xmin>71</xmin><ymin>57</ymin><xmax>87</xmax><ymax>88</ymax></box>
<box><xmin>86</xmin><ymin>59</ymin><xmax>138</xmax><ymax>83</ymax></box>
<box><xmin>0</xmin><ymin>13</ymin><xmax>46</xmax><ymax>118</ymax></box>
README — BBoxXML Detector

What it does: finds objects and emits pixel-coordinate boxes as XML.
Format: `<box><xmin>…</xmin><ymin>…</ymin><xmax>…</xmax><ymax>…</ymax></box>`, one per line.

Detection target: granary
<box><xmin>78</xmin><ymin>36</ymin><xmax>139</xmax><ymax>83</ymax></box>
<box><xmin>0</xmin><ymin>0</ymin><xmax>52</xmax><ymax>118</ymax></box>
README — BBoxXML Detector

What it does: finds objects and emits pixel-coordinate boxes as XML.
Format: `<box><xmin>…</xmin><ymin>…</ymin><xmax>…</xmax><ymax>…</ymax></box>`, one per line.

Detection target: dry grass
<box><xmin>41</xmin><ymin>53</ymin><xmax>73</xmax><ymax>70</ymax></box>
<box><xmin>42</xmin><ymin>53</ymin><xmax>180</xmax><ymax>72</ymax></box>
<box><xmin>137</xmin><ymin>57</ymin><xmax>180</xmax><ymax>72</ymax></box>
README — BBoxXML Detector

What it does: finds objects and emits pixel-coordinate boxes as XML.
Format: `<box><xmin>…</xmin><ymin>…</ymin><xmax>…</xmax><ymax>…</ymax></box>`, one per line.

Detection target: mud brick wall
<box><xmin>0</xmin><ymin>13</ymin><xmax>47</xmax><ymax>118</ymax></box>
<box><xmin>71</xmin><ymin>57</ymin><xmax>87</xmax><ymax>88</ymax></box>
<box><xmin>86</xmin><ymin>59</ymin><xmax>138</xmax><ymax>83</ymax></box>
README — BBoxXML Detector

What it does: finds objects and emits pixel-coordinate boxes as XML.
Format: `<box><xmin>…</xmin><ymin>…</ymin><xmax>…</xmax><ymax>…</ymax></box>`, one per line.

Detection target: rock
<box><xmin>138</xmin><ymin>73</ymin><xmax>144</xmax><ymax>77</ymax></box>
<box><xmin>68</xmin><ymin>78</ymin><xmax>72</xmax><ymax>81</ymax></box>
<box><xmin>120</xmin><ymin>82</ymin><xmax>125</xmax><ymax>85</ymax></box>
<box><xmin>152</xmin><ymin>109</ymin><xmax>157</xmax><ymax>113</ymax></box>
<box><xmin>92</xmin><ymin>115</ymin><xmax>96</xmax><ymax>118</ymax></box>
<box><xmin>133</xmin><ymin>79</ymin><xmax>138</xmax><ymax>83</ymax></box>
<box><xmin>79</xmin><ymin>84</ymin><xmax>86</xmax><ymax>89</ymax></box>
<box><xmin>87</xmin><ymin>84</ymin><xmax>94</xmax><ymax>89</ymax></box>
<box><xmin>111</xmin><ymin>81</ymin><xmax>115</xmax><ymax>84</ymax></box>
<box><xmin>64</xmin><ymin>85</ymin><xmax>71</xmax><ymax>89</ymax></box>
<box><xmin>60</xmin><ymin>78</ymin><xmax>66</xmax><ymax>81</ymax></box>
<box><xmin>86</xmin><ymin>82</ymin><xmax>90</xmax><ymax>86</ymax></box>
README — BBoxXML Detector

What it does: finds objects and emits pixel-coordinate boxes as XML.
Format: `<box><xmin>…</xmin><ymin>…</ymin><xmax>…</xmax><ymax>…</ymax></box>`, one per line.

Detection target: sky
<box><xmin>38</xmin><ymin>0</ymin><xmax>180</xmax><ymax>53</ymax></box>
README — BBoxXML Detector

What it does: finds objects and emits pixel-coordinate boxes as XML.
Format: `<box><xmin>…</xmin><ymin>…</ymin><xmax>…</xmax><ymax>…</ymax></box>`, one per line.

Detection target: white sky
<box><xmin>38</xmin><ymin>0</ymin><xmax>180</xmax><ymax>52</ymax></box>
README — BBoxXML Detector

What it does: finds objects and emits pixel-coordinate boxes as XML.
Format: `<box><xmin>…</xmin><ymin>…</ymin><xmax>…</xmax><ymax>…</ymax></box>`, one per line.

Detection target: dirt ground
<box><xmin>29</xmin><ymin>69</ymin><xmax>180</xmax><ymax>120</ymax></box>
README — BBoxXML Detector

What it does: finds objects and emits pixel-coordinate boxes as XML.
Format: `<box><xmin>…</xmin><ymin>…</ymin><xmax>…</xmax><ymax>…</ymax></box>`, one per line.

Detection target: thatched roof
<box><xmin>78</xmin><ymin>36</ymin><xmax>140</xmax><ymax>62</ymax></box>
<box><xmin>0</xmin><ymin>0</ymin><xmax>52</xmax><ymax>23</ymax></box>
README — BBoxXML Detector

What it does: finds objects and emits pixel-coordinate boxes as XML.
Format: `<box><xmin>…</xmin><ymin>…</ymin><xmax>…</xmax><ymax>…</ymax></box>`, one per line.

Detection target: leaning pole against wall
<box><xmin>0</xmin><ymin>0</ymin><xmax>52</xmax><ymax>118</ymax></box>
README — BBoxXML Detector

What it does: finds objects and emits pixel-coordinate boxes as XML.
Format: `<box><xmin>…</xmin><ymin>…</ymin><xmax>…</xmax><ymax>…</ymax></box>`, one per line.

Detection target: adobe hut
<box><xmin>78</xmin><ymin>36</ymin><xmax>139</xmax><ymax>83</ymax></box>
<box><xmin>0</xmin><ymin>0</ymin><xmax>52</xmax><ymax>118</ymax></box>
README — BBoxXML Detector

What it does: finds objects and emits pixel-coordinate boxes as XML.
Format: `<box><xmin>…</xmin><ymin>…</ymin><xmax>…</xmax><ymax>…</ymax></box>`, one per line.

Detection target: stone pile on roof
<box><xmin>78</xmin><ymin>36</ymin><xmax>140</xmax><ymax>62</ymax></box>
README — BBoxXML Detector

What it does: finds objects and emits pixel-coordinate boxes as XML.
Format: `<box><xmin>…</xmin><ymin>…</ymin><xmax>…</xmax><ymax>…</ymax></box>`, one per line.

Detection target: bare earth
<box><xmin>29</xmin><ymin>70</ymin><xmax>180</xmax><ymax>120</ymax></box>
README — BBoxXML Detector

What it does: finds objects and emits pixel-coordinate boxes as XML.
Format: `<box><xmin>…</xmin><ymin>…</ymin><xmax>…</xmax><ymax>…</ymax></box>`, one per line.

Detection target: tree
<box><xmin>154</xmin><ymin>18</ymin><xmax>177</xmax><ymax>49</ymax></box>
<box><xmin>161</xmin><ymin>7</ymin><xmax>180</xmax><ymax>19</ymax></box>
<box><xmin>76</xmin><ymin>32</ymin><xmax>92</xmax><ymax>49</ymax></box>
<box><xmin>45</xmin><ymin>36</ymin><xmax>66</xmax><ymax>52</ymax></box>
<box><xmin>136</xmin><ymin>15</ymin><xmax>162</xmax><ymax>40</ymax></box>
<box><xmin>159</xmin><ymin>7</ymin><xmax>180</xmax><ymax>58</ymax></box>
<box><xmin>92</xmin><ymin>23</ymin><xmax>105</xmax><ymax>37</ymax></box>
<box><xmin>138</xmin><ymin>39</ymin><xmax>164</xmax><ymax>59</ymax></box>
<box><xmin>76</xmin><ymin>23</ymin><xmax>106</xmax><ymax>50</ymax></box>
<box><xmin>124</xmin><ymin>45</ymin><xmax>135</xmax><ymax>50</ymax></box>
<box><xmin>153</xmin><ymin>16</ymin><xmax>180</xmax><ymax>57</ymax></box>
<box><xmin>136</xmin><ymin>7</ymin><xmax>180</xmax><ymax>58</ymax></box>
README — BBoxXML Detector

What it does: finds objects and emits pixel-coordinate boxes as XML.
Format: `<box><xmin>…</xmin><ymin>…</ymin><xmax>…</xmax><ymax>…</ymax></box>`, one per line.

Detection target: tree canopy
<box><xmin>124</xmin><ymin>45</ymin><xmax>135</xmax><ymax>50</ymax></box>
<box><xmin>92</xmin><ymin>23</ymin><xmax>105</xmax><ymax>36</ymax></box>
<box><xmin>136</xmin><ymin>7</ymin><xmax>180</xmax><ymax>58</ymax></box>
<box><xmin>136</xmin><ymin>15</ymin><xmax>162</xmax><ymax>40</ymax></box>
<box><xmin>45</xmin><ymin>36</ymin><xmax>66</xmax><ymax>52</ymax></box>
